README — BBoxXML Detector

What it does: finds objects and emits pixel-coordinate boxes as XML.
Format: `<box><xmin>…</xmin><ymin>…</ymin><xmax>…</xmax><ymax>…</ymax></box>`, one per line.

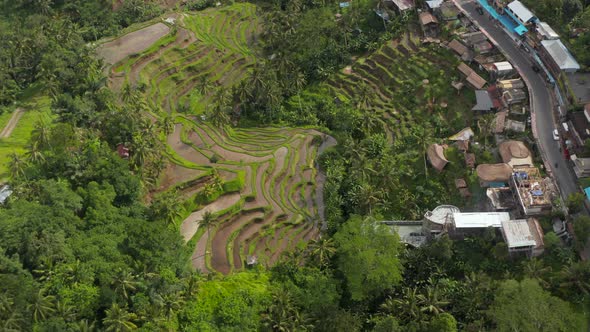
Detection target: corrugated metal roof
<box><xmin>494</xmin><ymin>61</ymin><xmax>513</xmax><ymax>72</ymax></box>
<box><xmin>541</xmin><ymin>39</ymin><xmax>580</xmax><ymax>71</ymax></box>
<box><xmin>425</xmin><ymin>0</ymin><xmax>443</xmax><ymax>9</ymax></box>
<box><xmin>536</xmin><ymin>22</ymin><xmax>559</xmax><ymax>40</ymax></box>
<box><xmin>502</xmin><ymin>219</ymin><xmax>537</xmax><ymax>248</ymax></box>
<box><xmin>507</xmin><ymin>0</ymin><xmax>534</xmax><ymax>23</ymax></box>
<box><xmin>453</xmin><ymin>212</ymin><xmax>510</xmax><ymax>228</ymax></box>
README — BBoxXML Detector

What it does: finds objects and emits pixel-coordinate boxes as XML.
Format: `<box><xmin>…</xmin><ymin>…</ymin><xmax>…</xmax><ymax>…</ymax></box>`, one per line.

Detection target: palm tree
<box><xmin>393</xmin><ymin>287</ymin><xmax>422</xmax><ymax>321</ymax></box>
<box><xmin>478</xmin><ymin>113</ymin><xmax>496</xmax><ymax>150</ymax></box>
<box><xmin>8</xmin><ymin>152</ymin><xmax>27</xmax><ymax>179</ymax></box>
<box><xmin>111</xmin><ymin>270</ymin><xmax>139</xmax><ymax>301</ymax></box>
<box><xmin>263</xmin><ymin>287</ymin><xmax>312</xmax><ymax>331</ymax></box>
<box><xmin>200</xmin><ymin>211</ymin><xmax>216</xmax><ymax>242</ymax></box>
<box><xmin>28</xmin><ymin>289</ymin><xmax>55</xmax><ymax>322</ymax></box>
<box><xmin>26</xmin><ymin>141</ymin><xmax>46</xmax><ymax>164</ymax></box>
<box><xmin>418</xmin><ymin>284</ymin><xmax>449</xmax><ymax>315</ymax></box>
<box><xmin>211</xmin><ymin>169</ymin><xmax>223</xmax><ymax>191</ymax></box>
<box><xmin>559</xmin><ymin>262</ymin><xmax>590</xmax><ymax>295</ymax></box>
<box><xmin>1</xmin><ymin>311</ymin><xmax>24</xmax><ymax>332</ymax></box>
<box><xmin>103</xmin><ymin>303</ymin><xmax>138</xmax><ymax>332</ymax></box>
<box><xmin>56</xmin><ymin>300</ymin><xmax>76</xmax><ymax>322</ymax></box>
<box><xmin>31</xmin><ymin>119</ymin><xmax>51</xmax><ymax>150</ymax></box>
<box><xmin>355</xmin><ymin>83</ymin><xmax>372</xmax><ymax>111</ymax></box>
<box><xmin>522</xmin><ymin>258</ymin><xmax>551</xmax><ymax>288</ymax></box>
<box><xmin>154</xmin><ymin>291</ymin><xmax>185</xmax><ymax>321</ymax></box>
<box><xmin>411</xmin><ymin>125</ymin><xmax>433</xmax><ymax>178</ymax></box>
<box><xmin>159</xmin><ymin>115</ymin><xmax>175</xmax><ymax>137</ymax></box>
<box><xmin>307</xmin><ymin>237</ymin><xmax>336</xmax><ymax>268</ymax></box>
<box><xmin>182</xmin><ymin>271</ymin><xmax>202</xmax><ymax>300</ymax></box>
<box><xmin>76</xmin><ymin>319</ymin><xmax>96</xmax><ymax>332</ymax></box>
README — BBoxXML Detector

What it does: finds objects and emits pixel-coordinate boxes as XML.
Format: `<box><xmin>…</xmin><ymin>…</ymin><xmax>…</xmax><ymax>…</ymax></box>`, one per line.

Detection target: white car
<box><xmin>552</xmin><ymin>129</ymin><xmax>559</xmax><ymax>141</ymax></box>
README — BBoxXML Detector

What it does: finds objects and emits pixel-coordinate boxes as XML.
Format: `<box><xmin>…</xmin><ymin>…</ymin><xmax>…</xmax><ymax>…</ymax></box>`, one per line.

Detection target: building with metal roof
<box><xmin>536</xmin><ymin>22</ymin><xmax>559</xmax><ymax>40</ymax></box>
<box><xmin>453</xmin><ymin>212</ymin><xmax>510</xmax><ymax>229</ymax></box>
<box><xmin>501</xmin><ymin>218</ymin><xmax>544</xmax><ymax>257</ymax></box>
<box><xmin>472</xmin><ymin>90</ymin><xmax>494</xmax><ymax>112</ymax></box>
<box><xmin>506</xmin><ymin>1</ymin><xmax>535</xmax><ymax>25</ymax></box>
<box><xmin>540</xmin><ymin>39</ymin><xmax>580</xmax><ymax>73</ymax></box>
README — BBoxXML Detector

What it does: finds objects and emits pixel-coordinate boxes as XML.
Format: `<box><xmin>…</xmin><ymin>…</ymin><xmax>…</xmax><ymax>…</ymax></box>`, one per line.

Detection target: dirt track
<box><xmin>97</xmin><ymin>23</ymin><xmax>170</xmax><ymax>65</ymax></box>
<box><xmin>0</xmin><ymin>108</ymin><xmax>24</xmax><ymax>138</ymax></box>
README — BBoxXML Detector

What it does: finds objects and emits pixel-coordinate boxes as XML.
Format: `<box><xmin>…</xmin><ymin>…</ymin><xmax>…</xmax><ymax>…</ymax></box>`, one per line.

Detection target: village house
<box><xmin>499</xmin><ymin>140</ymin><xmax>533</xmax><ymax>167</ymax></box>
<box><xmin>501</xmin><ymin>218</ymin><xmax>545</xmax><ymax>257</ymax></box>
<box><xmin>476</xmin><ymin>163</ymin><xmax>513</xmax><ymax>187</ymax></box>
<box><xmin>419</xmin><ymin>12</ymin><xmax>439</xmax><ymax>37</ymax></box>
<box><xmin>502</xmin><ymin>89</ymin><xmax>527</xmax><ymax>105</ymax></box>
<box><xmin>509</xmin><ymin>167</ymin><xmax>553</xmax><ymax>216</ymax></box>
<box><xmin>571</xmin><ymin>155</ymin><xmax>590</xmax><ymax>178</ymax></box>
<box><xmin>427</xmin><ymin>143</ymin><xmax>449</xmax><ymax>172</ymax></box>
<box><xmin>566</xmin><ymin>104</ymin><xmax>590</xmax><ymax>152</ymax></box>
<box><xmin>539</xmin><ymin>39</ymin><xmax>581</xmax><ymax>76</ymax></box>
<box><xmin>472</xmin><ymin>90</ymin><xmax>495</xmax><ymax>112</ymax></box>
<box><xmin>457</xmin><ymin>63</ymin><xmax>487</xmax><ymax>89</ymax></box>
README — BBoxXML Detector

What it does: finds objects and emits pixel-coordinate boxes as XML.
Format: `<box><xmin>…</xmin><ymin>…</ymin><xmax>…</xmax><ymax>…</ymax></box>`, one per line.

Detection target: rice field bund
<box><xmin>98</xmin><ymin>3</ymin><xmax>336</xmax><ymax>274</ymax></box>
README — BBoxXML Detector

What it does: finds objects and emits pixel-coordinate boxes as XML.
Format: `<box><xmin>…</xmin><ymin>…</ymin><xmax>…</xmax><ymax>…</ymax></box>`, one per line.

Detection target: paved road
<box><xmin>454</xmin><ymin>0</ymin><xmax>579</xmax><ymax>200</ymax></box>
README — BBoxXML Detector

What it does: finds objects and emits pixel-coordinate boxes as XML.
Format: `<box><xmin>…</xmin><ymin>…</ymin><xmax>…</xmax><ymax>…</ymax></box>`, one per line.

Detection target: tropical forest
<box><xmin>0</xmin><ymin>0</ymin><xmax>589</xmax><ymax>331</ymax></box>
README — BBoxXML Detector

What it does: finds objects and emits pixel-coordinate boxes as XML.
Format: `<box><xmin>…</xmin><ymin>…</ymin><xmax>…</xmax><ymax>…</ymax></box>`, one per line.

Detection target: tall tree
<box><xmin>333</xmin><ymin>216</ymin><xmax>403</xmax><ymax>301</ymax></box>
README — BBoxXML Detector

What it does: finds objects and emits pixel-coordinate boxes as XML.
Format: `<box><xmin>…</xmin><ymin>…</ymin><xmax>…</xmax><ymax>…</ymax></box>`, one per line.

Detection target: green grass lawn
<box><xmin>0</xmin><ymin>96</ymin><xmax>52</xmax><ymax>181</ymax></box>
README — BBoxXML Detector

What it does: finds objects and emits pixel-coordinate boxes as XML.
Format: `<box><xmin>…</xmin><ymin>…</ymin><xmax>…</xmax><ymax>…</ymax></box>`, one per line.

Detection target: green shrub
<box><xmin>223</xmin><ymin>170</ymin><xmax>246</xmax><ymax>192</ymax></box>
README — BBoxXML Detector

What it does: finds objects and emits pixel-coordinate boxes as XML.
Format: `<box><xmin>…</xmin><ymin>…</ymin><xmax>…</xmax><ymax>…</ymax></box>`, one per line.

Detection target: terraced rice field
<box><xmin>167</xmin><ymin>116</ymin><xmax>335</xmax><ymax>274</ymax></box>
<box><xmin>327</xmin><ymin>31</ymin><xmax>468</xmax><ymax>140</ymax></box>
<box><xmin>103</xmin><ymin>4</ymin><xmax>335</xmax><ymax>274</ymax></box>
<box><xmin>109</xmin><ymin>3</ymin><xmax>259</xmax><ymax>113</ymax></box>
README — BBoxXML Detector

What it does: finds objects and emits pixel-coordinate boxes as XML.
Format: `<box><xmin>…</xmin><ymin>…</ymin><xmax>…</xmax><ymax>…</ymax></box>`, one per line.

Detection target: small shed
<box><xmin>465</xmin><ymin>153</ymin><xmax>476</xmax><ymax>168</ymax></box>
<box><xmin>449</xmin><ymin>127</ymin><xmax>475</xmax><ymax>141</ymax></box>
<box><xmin>456</xmin><ymin>140</ymin><xmax>469</xmax><ymax>152</ymax></box>
<box><xmin>455</xmin><ymin>178</ymin><xmax>468</xmax><ymax>188</ymax></box>
<box><xmin>427</xmin><ymin>144</ymin><xmax>449</xmax><ymax>172</ymax></box>
<box><xmin>440</xmin><ymin>1</ymin><xmax>460</xmax><ymax>21</ymax></box>
<box><xmin>449</xmin><ymin>40</ymin><xmax>469</xmax><ymax>57</ymax></box>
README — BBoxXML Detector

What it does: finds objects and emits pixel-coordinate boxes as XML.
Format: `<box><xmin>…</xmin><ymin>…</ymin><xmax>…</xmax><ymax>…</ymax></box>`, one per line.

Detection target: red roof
<box><xmin>487</xmin><ymin>85</ymin><xmax>503</xmax><ymax>109</ymax></box>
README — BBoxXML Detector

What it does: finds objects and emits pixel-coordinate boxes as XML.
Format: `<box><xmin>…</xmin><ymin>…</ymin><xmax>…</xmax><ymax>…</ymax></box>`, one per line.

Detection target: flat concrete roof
<box><xmin>453</xmin><ymin>212</ymin><xmax>510</xmax><ymax>228</ymax></box>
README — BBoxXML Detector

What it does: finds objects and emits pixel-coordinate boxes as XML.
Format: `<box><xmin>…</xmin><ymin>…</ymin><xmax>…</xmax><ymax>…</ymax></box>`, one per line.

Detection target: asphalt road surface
<box><xmin>454</xmin><ymin>0</ymin><xmax>580</xmax><ymax>200</ymax></box>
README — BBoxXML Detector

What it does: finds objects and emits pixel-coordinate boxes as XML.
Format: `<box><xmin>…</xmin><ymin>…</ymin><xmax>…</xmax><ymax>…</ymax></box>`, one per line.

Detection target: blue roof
<box><xmin>478</xmin><ymin>0</ymin><xmax>528</xmax><ymax>36</ymax></box>
<box><xmin>585</xmin><ymin>187</ymin><xmax>590</xmax><ymax>200</ymax></box>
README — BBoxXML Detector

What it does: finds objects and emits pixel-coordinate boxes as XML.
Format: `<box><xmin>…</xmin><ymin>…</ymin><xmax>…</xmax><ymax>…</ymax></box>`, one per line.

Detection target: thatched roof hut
<box><xmin>427</xmin><ymin>144</ymin><xmax>449</xmax><ymax>172</ymax></box>
<box><xmin>476</xmin><ymin>163</ymin><xmax>513</xmax><ymax>184</ymax></box>
<box><xmin>498</xmin><ymin>140</ymin><xmax>533</xmax><ymax>167</ymax></box>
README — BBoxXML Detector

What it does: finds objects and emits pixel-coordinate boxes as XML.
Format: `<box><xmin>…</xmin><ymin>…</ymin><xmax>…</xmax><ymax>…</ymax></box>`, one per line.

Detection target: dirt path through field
<box><xmin>97</xmin><ymin>23</ymin><xmax>170</xmax><ymax>65</ymax></box>
<box><xmin>0</xmin><ymin>108</ymin><xmax>24</xmax><ymax>138</ymax></box>
<box><xmin>180</xmin><ymin>192</ymin><xmax>241</xmax><ymax>241</ymax></box>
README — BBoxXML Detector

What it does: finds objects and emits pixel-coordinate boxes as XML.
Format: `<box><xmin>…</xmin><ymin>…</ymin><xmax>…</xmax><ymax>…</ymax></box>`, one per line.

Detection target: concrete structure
<box><xmin>510</xmin><ymin>167</ymin><xmax>553</xmax><ymax>216</ymax></box>
<box><xmin>502</xmin><ymin>89</ymin><xmax>526</xmax><ymax>105</ymax></box>
<box><xmin>536</xmin><ymin>22</ymin><xmax>559</xmax><ymax>40</ymax></box>
<box><xmin>423</xmin><ymin>205</ymin><xmax>460</xmax><ymax>234</ymax></box>
<box><xmin>451</xmin><ymin>212</ymin><xmax>510</xmax><ymax>237</ymax></box>
<box><xmin>440</xmin><ymin>1</ymin><xmax>460</xmax><ymax>20</ymax></box>
<box><xmin>487</xmin><ymin>187</ymin><xmax>517</xmax><ymax>211</ymax></box>
<box><xmin>566</xmin><ymin>107</ymin><xmax>590</xmax><ymax>150</ymax></box>
<box><xmin>571</xmin><ymin>155</ymin><xmax>590</xmax><ymax>178</ymax></box>
<box><xmin>539</xmin><ymin>39</ymin><xmax>581</xmax><ymax>74</ymax></box>
<box><xmin>382</xmin><ymin>221</ymin><xmax>428</xmax><ymax>247</ymax></box>
<box><xmin>501</xmin><ymin>218</ymin><xmax>544</xmax><ymax>257</ymax></box>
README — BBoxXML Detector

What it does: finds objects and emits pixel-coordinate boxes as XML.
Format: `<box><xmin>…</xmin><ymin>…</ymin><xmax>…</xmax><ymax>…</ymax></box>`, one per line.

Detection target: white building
<box><xmin>506</xmin><ymin>0</ymin><xmax>536</xmax><ymax>25</ymax></box>
<box><xmin>536</xmin><ymin>22</ymin><xmax>559</xmax><ymax>40</ymax></box>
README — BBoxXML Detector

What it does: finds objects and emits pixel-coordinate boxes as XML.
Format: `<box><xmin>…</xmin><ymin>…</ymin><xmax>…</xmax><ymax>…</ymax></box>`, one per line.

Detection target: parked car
<box><xmin>532</xmin><ymin>64</ymin><xmax>540</xmax><ymax>73</ymax></box>
<box><xmin>553</xmin><ymin>129</ymin><xmax>560</xmax><ymax>141</ymax></box>
<box><xmin>476</xmin><ymin>6</ymin><xmax>484</xmax><ymax>15</ymax></box>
